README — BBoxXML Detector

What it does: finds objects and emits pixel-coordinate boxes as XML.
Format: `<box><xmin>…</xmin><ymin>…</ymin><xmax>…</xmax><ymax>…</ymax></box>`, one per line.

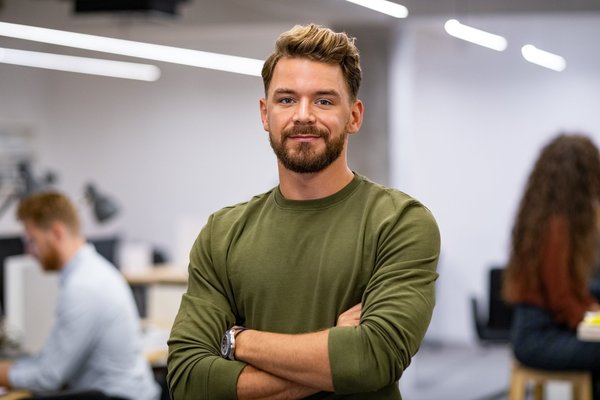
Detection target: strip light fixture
<box><xmin>0</xmin><ymin>21</ymin><xmax>263</xmax><ymax>77</ymax></box>
<box><xmin>344</xmin><ymin>0</ymin><xmax>408</xmax><ymax>18</ymax></box>
<box><xmin>521</xmin><ymin>44</ymin><xmax>566</xmax><ymax>72</ymax></box>
<box><xmin>0</xmin><ymin>46</ymin><xmax>160</xmax><ymax>81</ymax></box>
<box><xmin>444</xmin><ymin>19</ymin><xmax>508</xmax><ymax>51</ymax></box>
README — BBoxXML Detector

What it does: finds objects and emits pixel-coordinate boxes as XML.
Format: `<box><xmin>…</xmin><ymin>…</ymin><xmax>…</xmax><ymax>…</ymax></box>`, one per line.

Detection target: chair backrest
<box><xmin>471</xmin><ymin>267</ymin><xmax>514</xmax><ymax>343</ymax></box>
<box><xmin>30</xmin><ymin>390</ymin><xmax>112</xmax><ymax>399</ymax></box>
<box><xmin>488</xmin><ymin>267</ymin><xmax>513</xmax><ymax>330</ymax></box>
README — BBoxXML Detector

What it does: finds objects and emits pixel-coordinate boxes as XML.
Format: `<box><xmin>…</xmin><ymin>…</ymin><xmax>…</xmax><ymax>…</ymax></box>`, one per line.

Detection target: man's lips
<box><xmin>288</xmin><ymin>134</ymin><xmax>321</xmax><ymax>139</ymax></box>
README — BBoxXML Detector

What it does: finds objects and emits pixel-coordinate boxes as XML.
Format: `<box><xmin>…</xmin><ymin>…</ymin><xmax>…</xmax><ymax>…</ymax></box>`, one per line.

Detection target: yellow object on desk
<box><xmin>578</xmin><ymin>312</ymin><xmax>600</xmax><ymax>341</ymax></box>
<box><xmin>583</xmin><ymin>311</ymin><xmax>600</xmax><ymax>325</ymax></box>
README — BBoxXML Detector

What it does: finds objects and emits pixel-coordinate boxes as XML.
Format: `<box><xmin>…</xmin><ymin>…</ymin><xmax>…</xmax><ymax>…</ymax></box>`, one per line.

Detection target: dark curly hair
<box><xmin>504</xmin><ymin>133</ymin><xmax>600</xmax><ymax>301</ymax></box>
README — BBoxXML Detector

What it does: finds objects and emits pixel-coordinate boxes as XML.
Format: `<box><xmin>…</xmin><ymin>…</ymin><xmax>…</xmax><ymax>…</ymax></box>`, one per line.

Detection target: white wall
<box><xmin>390</xmin><ymin>14</ymin><xmax>600</xmax><ymax>343</ymax></box>
<box><xmin>1</xmin><ymin>16</ymin><xmax>288</xmax><ymax>264</ymax></box>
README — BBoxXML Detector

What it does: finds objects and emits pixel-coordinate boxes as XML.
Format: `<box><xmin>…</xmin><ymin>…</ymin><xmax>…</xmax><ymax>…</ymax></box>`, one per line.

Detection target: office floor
<box><xmin>400</xmin><ymin>342</ymin><xmax>576</xmax><ymax>400</ymax></box>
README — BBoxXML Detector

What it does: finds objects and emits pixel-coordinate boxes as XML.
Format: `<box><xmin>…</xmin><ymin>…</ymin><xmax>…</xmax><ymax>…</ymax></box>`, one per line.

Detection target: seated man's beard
<box><xmin>41</xmin><ymin>246</ymin><xmax>62</xmax><ymax>271</ymax></box>
<box><xmin>269</xmin><ymin>126</ymin><xmax>347</xmax><ymax>173</ymax></box>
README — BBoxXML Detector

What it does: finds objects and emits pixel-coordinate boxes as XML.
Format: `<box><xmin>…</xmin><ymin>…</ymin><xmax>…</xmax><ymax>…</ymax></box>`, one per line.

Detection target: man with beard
<box><xmin>0</xmin><ymin>192</ymin><xmax>159</xmax><ymax>400</ymax></box>
<box><xmin>168</xmin><ymin>24</ymin><xmax>440</xmax><ymax>399</ymax></box>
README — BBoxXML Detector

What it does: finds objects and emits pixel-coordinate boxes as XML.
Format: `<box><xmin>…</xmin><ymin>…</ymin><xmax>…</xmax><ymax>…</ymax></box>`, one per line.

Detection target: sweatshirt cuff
<box><xmin>207</xmin><ymin>357</ymin><xmax>247</xmax><ymax>399</ymax></box>
<box><xmin>328</xmin><ymin>326</ymin><xmax>361</xmax><ymax>394</ymax></box>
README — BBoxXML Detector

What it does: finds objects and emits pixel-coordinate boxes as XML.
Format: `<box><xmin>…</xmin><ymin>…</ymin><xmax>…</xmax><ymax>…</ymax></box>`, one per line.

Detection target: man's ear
<box><xmin>49</xmin><ymin>221</ymin><xmax>66</xmax><ymax>242</ymax></box>
<box><xmin>346</xmin><ymin>99</ymin><xmax>364</xmax><ymax>135</ymax></box>
<box><xmin>259</xmin><ymin>97</ymin><xmax>269</xmax><ymax>132</ymax></box>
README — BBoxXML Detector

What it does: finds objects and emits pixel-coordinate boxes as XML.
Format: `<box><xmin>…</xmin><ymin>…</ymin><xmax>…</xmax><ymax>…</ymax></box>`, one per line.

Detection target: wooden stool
<box><xmin>509</xmin><ymin>360</ymin><xmax>593</xmax><ymax>400</ymax></box>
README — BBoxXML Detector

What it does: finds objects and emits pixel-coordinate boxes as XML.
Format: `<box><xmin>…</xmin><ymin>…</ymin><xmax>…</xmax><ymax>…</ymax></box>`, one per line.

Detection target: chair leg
<box><xmin>578</xmin><ymin>374</ymin><xmax>593</xmax><ymax>400</ymax></box>
<box><xmin>532</xmin><ymin>382</ymin><xmax>543</xmax><ymax>400</ymax></box>
<box><xmin>509</xmin><ymin>370</ymin><xmax>526</xmax><ymax>400</ymax></box>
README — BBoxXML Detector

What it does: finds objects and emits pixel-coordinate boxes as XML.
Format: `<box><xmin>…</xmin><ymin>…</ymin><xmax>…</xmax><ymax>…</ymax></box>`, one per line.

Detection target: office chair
<box><xmin>471</xmin><ymin>267</ymin><xmax>514</xmax><ymax>344</ymax></box>
<box><xmin>26</xmin><ymin>390</ymin><xmax>112</xmax><ymax>399</ymax></box>
<box><xmin>469</xmin><ymin>268</ymin><xmax>515</xmax><ymax>400</ymax></box>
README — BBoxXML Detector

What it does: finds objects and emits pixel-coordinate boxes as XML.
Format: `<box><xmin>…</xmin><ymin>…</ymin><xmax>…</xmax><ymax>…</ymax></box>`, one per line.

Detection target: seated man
<box><xmin>0</xmin><ymin>192</ymin><xmax>159</xmax><ymax>400</ymax></box>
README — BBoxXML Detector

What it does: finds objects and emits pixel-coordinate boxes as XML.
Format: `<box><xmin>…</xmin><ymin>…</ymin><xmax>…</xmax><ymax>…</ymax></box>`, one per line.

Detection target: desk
<box><xmin>123</xmin><ymin>265</ymin><xmax>188</xmax><ymax>323</ymax></box>
<box><xmin>145</xmin><ymin>348</ymin><xmax>168</xmax><ymax>366</ymax></box>
<box><xmin>124</xmin><ymin>266</ymin><xmax>187</xmax><ymax>367</ymax></box>
<box><xmin>141</xmin><ymin>319</ymin><xmax>171</xmax><ymax>367</ymax></box>
<box><xmin>0</xmin><ymin>390</ymin><xmax>30</xmax><ymax>399</ymax></box>
<box><xmin>122</xmin><ymin>264</ymin><xmax>188</xmax><ymax>286</ymax></box>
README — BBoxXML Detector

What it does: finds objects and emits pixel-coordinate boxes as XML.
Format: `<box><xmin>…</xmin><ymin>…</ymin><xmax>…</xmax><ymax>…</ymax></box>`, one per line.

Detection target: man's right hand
<box><xmin>336</xmin><ymin>303</ymin><xmax>362</xmax><ymax>327</ymax></box>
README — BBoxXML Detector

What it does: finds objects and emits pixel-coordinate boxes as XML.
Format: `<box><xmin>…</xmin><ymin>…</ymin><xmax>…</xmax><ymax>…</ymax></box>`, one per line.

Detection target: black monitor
<box><xmin>88</xmin><ymin>236</ymin><xmax>120</xmax><ymax>269</ymax></box>
<box><xmin>0</xmin><ymin>236</ymin><xmax>25</xmax><ymax>316</ymax></box>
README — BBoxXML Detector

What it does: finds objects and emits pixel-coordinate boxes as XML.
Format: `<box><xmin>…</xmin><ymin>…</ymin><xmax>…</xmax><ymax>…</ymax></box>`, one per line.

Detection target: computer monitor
<box><xmin>0</xmin><ymin>236</ymin><xmax>25</xmax><ymax>316</ymax></box>
<box><xmin>4</xmin><ymin>254</ymin><xmax>58</xmax><ymax>353</ymax></box>
<box><xmin>88</xmin><ymin>236</ymin><xmax>120</xmax><ymax>268</ymax></box>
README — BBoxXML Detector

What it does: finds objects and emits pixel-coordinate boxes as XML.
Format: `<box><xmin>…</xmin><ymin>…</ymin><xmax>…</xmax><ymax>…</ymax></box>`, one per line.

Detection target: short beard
<box><xmin>269</xmin><ymin>125</ymin><xmax>347</xmax><ymax>173</ymax></box>
<box><xmin>41</xmin><ymin>245</ymin><xmax>62</xmax><ymax>271</ymax></box>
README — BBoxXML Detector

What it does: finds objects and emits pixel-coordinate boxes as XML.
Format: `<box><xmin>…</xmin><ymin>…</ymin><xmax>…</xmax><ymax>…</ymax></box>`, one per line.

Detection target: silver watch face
<box><xmin>221</xmin><ymin>331</ymin><xmax>231</xmax><ymax>358</ymax></box>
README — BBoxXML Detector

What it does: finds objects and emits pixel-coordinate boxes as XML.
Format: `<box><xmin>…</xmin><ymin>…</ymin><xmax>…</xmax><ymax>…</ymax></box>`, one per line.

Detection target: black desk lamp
<box><xmin>85</xmin><ymin>183</ymin><xmax>119</xmax><ymax>223</ymax></box>
<box><xmin>0</xmin><ymin>161</ymin><xmax>119</xmax><ymax>224</ymax></box>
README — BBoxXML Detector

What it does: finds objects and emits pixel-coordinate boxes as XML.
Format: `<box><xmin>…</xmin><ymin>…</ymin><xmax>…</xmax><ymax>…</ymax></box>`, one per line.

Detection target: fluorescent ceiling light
<box><xmin>0</xmin><ymin>21</ymin><xmax>263</xmax><ymax>76</ymax></box>
<box><xmin>444</xmin><ymin>19</ymin><xmax>507</xmax><ymax>51</ymax></box>
<box><xmin>344</xmin><ymin>0</ymin><xmax>408</xmax><ymax>18</ymax></box>
<box><xmin>521</xmin><ymin>44</ymin><xmax>566</xmax><ymax>72</ymax></box>
<box><xmin>0</xmin><ymin>47</ymin><xmax>160</xmax><ymax>81</ymax></box>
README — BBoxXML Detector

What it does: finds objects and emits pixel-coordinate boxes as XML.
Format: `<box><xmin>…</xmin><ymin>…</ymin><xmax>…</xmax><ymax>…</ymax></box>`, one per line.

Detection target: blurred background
<box><xmin>1</xmin><ymin>1</ymin><xmax>599</xmax><ymax>398</ymax></box>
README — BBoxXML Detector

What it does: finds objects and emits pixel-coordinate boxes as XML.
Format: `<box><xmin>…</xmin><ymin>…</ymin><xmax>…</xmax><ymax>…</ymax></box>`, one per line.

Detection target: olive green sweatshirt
<box><xmin>167</xmin><ymin>173</ymin><xmax>440</xmax><ymax>399</ymax></box>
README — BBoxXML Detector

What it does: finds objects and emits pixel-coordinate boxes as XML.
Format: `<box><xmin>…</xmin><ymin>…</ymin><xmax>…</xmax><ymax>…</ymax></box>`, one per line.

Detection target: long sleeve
<box><xmin>167</xmin><ymin>216</ymin><xmax>246</xmax><ymax>400</ymax></box>
<box><xmin>328</xmin><ymin>204</ymin><xmax>440</xmax><ymax>394</ymax></box>
<box><xmin>9</xmin><ymin>246</ymin><xmax>159</xmax><ymax>399</ymax></box>
<box><xmin>167</xmin><ymin>175</ymin><xmax>440</xmax><ymax>399</ymax></box>
<box><xmin>10</xmin><ymin>283</ymin><xmax>100</xmax><ymax>390</ymax></box>
<box><xmin>541</xmin><ymin>216</ymin><xmax>596</xmax><ymax>330</ymax></box>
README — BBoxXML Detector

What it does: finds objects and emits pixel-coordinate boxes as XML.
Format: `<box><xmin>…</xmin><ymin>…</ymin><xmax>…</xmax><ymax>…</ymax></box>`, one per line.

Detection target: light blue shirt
<box><xmin>10</xmin><ymin>244</ymin><xmax>160</xmax><ymax>400</ymax></box>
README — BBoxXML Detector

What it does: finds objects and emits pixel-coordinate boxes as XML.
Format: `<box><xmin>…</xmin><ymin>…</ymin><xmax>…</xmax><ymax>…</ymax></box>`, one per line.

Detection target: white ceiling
<box><xmin>2</xmin><ymin>0</ymin><xmax>600</xmax><ymax>31</ymax></box>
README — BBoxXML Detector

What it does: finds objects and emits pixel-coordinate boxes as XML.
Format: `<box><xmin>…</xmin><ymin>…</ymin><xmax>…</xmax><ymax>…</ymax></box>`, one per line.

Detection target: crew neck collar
<box><xmin>273</xmin><ymin>173</ymin><xmax>362</xmax><ymax>210</ymax></box>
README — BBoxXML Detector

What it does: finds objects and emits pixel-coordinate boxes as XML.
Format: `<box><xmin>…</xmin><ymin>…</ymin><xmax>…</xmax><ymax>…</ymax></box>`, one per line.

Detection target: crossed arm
<box><xmin>234</xmin><ymin>303</ymin><xmax>362</xmax><ymax>400</ymax></box>
<box><xmin>168</xmin><ymin>205</ymin><xmax>440</xmax><ymax>399</ymax></box>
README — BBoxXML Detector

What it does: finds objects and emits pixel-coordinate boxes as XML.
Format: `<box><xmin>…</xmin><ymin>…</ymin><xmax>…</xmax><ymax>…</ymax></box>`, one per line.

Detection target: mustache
<box><xmin>282</xmin><ymin>125</ymin><xmax>329</xmax><ymax>140</ymax></box>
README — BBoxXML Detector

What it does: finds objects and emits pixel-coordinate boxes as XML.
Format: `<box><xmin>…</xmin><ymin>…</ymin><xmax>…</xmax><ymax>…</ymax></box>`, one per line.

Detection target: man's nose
<box><xmin>293</xmin><ymin>99</ymin><xmax>316</xmax><ymax>125</ymax></box>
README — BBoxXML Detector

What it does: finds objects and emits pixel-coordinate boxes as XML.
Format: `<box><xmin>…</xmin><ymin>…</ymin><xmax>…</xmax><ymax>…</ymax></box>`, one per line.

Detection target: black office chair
<box><xmin>471</xmin><ymin>267</ymin><xmax>514</xmax><ymax>344</ymax></box>
<box><xmin>26</xmin><ymin>390</ymin><xmax>113</xmax><ymax>399</ymax></box>
<box><xmin>469</xmin><ymin>268</ymin><xmax>515</xmax><ymax>400</ymax></box>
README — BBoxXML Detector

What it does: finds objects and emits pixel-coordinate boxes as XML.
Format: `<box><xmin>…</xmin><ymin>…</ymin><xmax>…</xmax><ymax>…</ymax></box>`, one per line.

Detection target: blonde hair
<box><xmin>262</xmin><ymin>24</ymin><xmax>362</xmax><ymax>100</ymax></box>
<box><xmin>17</xmin><ymin>191</ymin><xmax>81</xmax><ymax>235</ymax></box>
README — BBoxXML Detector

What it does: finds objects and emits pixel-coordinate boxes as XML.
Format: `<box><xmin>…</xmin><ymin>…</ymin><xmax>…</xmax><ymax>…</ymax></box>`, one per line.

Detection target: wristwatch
<box><xmin>220</xmin><ymin>326</ymin><xmax>247</xmax><ymax>360</ymax></box>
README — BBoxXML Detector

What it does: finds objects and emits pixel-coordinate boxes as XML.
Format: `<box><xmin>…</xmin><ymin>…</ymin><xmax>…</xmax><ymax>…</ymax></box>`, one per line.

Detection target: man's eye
<box><xmin>278</xmin><ymin>98</ymin><xmax>294</xmax><ymax>104</ymax></box>
<box><xmin>316</xmin><ymin>99</ymin><xmax>333</xmax><ymax>106</ymax></box>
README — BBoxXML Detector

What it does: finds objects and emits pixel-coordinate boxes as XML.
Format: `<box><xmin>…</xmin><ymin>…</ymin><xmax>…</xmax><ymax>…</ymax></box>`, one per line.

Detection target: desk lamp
<box><xmin>85</xmin><ymin>183</ymin><xmax>119</xmax><ymax>223</ymax></box>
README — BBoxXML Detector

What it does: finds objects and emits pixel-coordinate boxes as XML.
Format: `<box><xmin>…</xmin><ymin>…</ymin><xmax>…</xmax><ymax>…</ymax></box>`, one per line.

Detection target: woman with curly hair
<box><xmin>504</xmin><ymin>133</ymin><xmax>600</xmax><ymax>381</ymax></box>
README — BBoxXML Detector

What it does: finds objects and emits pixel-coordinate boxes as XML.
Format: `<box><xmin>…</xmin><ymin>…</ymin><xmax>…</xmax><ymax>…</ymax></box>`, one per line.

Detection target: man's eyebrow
<box><xmin>271</xmin><ymin>88</ymin><xmax>341</xmax><ymax>97</ymax></box>
<box><xmin>272</xmin><ymin>88</ymin><xmax>296</xmax><ymax>96</ymax></box>
<box><xmin>315</xmin><ymin>90</ymin><xmax>341</xmax><ymax>97</ymax></box>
